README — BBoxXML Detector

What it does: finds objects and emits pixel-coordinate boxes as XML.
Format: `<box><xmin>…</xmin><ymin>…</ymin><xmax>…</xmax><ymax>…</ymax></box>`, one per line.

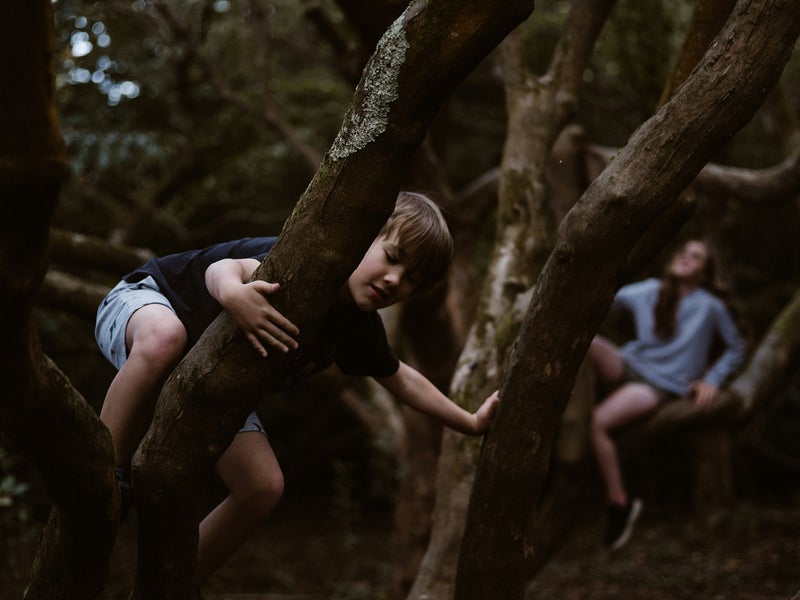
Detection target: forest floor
<box><xmin>3</xmin><ymin>494</ymin><xmax>798</xmax><ymax>599</ymax></box>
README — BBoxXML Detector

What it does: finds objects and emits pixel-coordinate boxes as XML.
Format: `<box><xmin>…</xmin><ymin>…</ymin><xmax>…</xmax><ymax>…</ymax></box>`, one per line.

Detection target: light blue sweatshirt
<box><xmin>614</xmin><ymin>278</ymin><xmax>746</xmax><ymax>396</ymax></box>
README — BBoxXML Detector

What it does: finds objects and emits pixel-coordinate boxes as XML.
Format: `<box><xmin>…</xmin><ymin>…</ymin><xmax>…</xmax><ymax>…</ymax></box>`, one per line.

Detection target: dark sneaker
<box><xmin>115</xmin><ymin>467</ymin><xmax>135</xmax><ymax>522</ymax></box>
<box><xmin>603</xmin><ymin>497</ymin><xmax>642</xmax><ymax>550</ymax></box>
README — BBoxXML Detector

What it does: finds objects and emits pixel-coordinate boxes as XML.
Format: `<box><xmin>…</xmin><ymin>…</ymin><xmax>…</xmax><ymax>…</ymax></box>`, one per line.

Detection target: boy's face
<box><xmin>343</xmin><ymin>233</ymin><xmax>420</xmax><ymax>311</ymax></box>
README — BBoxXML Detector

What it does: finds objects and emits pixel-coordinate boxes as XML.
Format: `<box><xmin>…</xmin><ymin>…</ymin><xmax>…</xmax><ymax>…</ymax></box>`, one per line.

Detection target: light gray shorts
<box><xmin>95</xmin><ymin>276</ymin><xmax>266</xmax><ymax>435</ymax></box>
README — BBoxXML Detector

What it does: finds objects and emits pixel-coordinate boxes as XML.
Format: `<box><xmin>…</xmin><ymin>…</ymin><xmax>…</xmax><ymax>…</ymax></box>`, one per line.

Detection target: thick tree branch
<box><xmin>407</xmin><ymin>1</ymin><xmax>617</xmax><ymax>597</ymax></box>
<box><xmin>693</xmin><ymin>144</ymin><xmax>800</xmax><ymax>203</ymax></box>
<box><xmin>38</xmin><ymin>270</ymin><xmax>110</xmax><ymax>319</ymax></box>
<box><xmin>460</xmin><ymin>2</ymin><xmax>800</xmax><ymax>599</ymax></box>
<box><xmin>49</xmin><ymin>228</ymin><xmax>155</xmax><ymax>273</ymax></box>
<box><xmin>658</xmin><ymin>0</ymin><xmax>737</xmax><ymax>105</ymax></box>
<box><xmin>1</xmin><ymin>2</ymin><xmax>119</xmax><ymax>598</ymax></box>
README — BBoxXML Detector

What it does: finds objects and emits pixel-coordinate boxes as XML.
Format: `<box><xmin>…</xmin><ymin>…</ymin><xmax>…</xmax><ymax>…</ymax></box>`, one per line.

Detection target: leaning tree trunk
<box><xmin>407</xmin><ymin>1</ymin><xmax>616</xmax><ymax>597</ymax></box>
<box><xmin>456</xmin><ymin>2</ymin><xmax>800</xmax><ymax>599</ymax></box>
<box><xmin>658</xmin><ymin>0</ymin><xmax>738</xmax><ymax>105</ymax></box>
<box><xmin>0</xmin><ymin>2</ymin><xmax>119</xmax><ymax>599</ymax></box>
<box><xmin>130</xmin><ymin>2</ymin><xmax>535</xmax><ymax>598</ymax></box>
<box><xmin>525</xmin><ymin>0</ymin><xmax>747</xmax><ymax>573</ymax></box>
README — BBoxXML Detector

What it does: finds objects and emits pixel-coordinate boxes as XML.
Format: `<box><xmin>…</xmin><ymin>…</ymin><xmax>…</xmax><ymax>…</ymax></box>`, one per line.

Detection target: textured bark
<box><xmin>130</xmin><ymin>2</ymin><xmax>535</xmax><ymax>598</ymax></box>
<box><xmin>409</xmin><ymin>1</ymin><xmax>616</xmax><ymax>597</ymax></box>
<box><xmin>658</xmin><ymin>0</ymin><xmax>737</xmax><ymax>105</ymax></box>
<box><xmin>0</xmin><ymin>2</ymin><xmax>119</xmax><ymax>598</ymax></box>
<box><xmin>458</xmin><ymin>3</ymin><xmax>800</xmax><ymax>599</ymax></box>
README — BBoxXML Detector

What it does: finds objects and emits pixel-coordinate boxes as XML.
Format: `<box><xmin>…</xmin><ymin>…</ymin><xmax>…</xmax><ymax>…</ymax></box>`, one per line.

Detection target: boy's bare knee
<box><xmin>131</xmin><ymin>320</ymin><xmax>187</xmax><ymax>368</ymax></box>
<box><xmin>237</xmin><ymin>471</ymin><xmax>284</xmax><ymax>518</ymax></box>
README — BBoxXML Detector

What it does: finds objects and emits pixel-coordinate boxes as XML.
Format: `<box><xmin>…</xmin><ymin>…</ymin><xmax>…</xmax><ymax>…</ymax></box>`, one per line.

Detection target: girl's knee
<box><xmin>590</xmin><ymin>406</ymin><xmax>609</xmax><ymax>434</ymax></box>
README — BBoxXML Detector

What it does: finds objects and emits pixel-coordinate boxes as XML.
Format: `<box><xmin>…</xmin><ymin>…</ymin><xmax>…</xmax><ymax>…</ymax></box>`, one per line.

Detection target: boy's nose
<box><xmin>384</xmin><ymin>266</ymin><xmax>403</xmax><ymax>286</ymax></box>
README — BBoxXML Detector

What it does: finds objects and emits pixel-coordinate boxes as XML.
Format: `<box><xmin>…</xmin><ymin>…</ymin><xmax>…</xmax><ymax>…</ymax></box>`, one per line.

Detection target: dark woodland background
<box><xmin>2</xmin><ymin>0</ymin><xmax>800</xmax><ymax>598</ymax></box>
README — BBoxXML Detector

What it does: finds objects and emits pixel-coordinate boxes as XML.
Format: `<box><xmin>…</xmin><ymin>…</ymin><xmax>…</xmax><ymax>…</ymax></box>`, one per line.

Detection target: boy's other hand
<box><xmin>225</xmin><ymin>281</ymin><xmax>300</xmax><ymax>357</ymax></box>
<box><xmin>472</xmin><ymin>390</ymin><xmax>500</xmax><ymax>434</ymax></box>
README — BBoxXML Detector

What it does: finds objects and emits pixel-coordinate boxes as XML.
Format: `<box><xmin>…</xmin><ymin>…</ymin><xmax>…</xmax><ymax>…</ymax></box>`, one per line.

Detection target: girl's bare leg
<box><xmin>591</xmin><ymin>382</ymin><xmax>660</xmax><ymax>504</ymax></box>
<box><xmin>587</xmin><ymin>335</ymin><xmax>626</xmax><ymax>392</ymax></box>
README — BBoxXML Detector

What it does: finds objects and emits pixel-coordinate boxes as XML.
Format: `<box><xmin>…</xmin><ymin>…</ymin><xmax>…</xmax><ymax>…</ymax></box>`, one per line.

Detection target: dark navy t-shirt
<box><xmin>124</xmin><ymin>237</ymin><xmax>399</xmax><ymax>378</ymax></box>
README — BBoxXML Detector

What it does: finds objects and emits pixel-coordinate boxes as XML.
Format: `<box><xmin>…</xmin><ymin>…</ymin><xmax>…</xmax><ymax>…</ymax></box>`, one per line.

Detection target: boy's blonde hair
<box><xmin>379</xmin><ymin>191</ymin><xmax>453</xmax><ymax>292</ymax></box>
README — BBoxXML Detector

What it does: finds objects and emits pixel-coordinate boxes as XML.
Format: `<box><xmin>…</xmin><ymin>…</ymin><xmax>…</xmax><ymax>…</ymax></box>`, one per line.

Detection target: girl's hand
<box><xmin>689</xmin><ymin>381</ymin><xmax>718</xmax><ymax>408</ymax></box>
<box><xmin>472</xmin><ymin>390</ymin><xmax>500</xmax><ymax>434</ymax></box>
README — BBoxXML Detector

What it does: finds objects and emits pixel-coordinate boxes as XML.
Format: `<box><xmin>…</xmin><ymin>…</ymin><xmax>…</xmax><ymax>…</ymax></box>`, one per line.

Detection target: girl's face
<box><xmin>668</xmin><ymin>240</ymin><xmax>709</xmax><ymax>284</ymax></box>
<box><xmin>343</xmin><ymin>233</ymin><xmax>420</xmax><ymax>311</ymax></box>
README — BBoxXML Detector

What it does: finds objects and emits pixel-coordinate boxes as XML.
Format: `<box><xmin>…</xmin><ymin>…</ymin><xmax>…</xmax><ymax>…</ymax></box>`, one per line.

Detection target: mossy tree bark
<box><xmin>407</xmin><ymin>1</ymin><xmax>616</xmax><ymax>597</ymax></box>
<box><xmin>456</xmin><ymin>2</ymin><xmax>800</xmax><ymax>599</ymax></box>
<box><xmin>0</xmin><ymin>1</ymin><xmax>120</xmax><ymax>599</ymax></box>
<box><xmin>130</xmin><ymin>1</ymin><xmax>535</xmax><ymax>598</ymax></box>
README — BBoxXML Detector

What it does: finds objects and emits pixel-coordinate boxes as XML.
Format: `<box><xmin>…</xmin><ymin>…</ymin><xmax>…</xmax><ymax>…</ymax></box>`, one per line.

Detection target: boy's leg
<box><xmin>99</xmin><ymin>303</ymin><xmax>187</xmax><ymax>468</ymax></box>
<box><xmin>197</xmin><ymin>430</ymin><xmax>284</xmax><ymax>584</ymax></box>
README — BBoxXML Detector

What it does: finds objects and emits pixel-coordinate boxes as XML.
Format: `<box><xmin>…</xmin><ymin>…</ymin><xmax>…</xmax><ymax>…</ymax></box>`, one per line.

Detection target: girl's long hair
<box><xmin>653</xmin><ymin>241</ymin><xmax>721</xmax><ymax>339</ymax></box>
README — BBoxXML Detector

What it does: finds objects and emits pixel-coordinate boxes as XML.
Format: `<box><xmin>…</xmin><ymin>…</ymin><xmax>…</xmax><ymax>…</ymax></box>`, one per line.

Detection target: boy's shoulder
<box><xmin>174</xmin><ymin>237</ymin><xmax>279</xmax><ymax>265</ymax></box>
<box><xmin>207</xmin><ymin>237</ymin><xmax>277</xmax><ymax>258</ymax></box>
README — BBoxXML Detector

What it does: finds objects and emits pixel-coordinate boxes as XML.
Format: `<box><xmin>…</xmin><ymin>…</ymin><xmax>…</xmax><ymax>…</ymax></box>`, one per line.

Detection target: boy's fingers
<box><xmin>258</xmin><ymin>325</ymin><xmax>297</xmax><ymax>352</ymax></box>
<box><xmin>265</xmin><ymin>309</ymin><xmax>299</xmax><ymax>336</ymax></box>
<box><xmin>246</xmin><ymin>333</ymin><xmax>268</xmax><ymax>358</ymax></box>
<box><xmin>266</xmin><ymin>322</ymin><xmax>299</xmax><ymax>349</ymax></box>
<box><xmin>251</xmin><ymin>280</ymin><xmax>281</xmax><ymax>295</ymax></box>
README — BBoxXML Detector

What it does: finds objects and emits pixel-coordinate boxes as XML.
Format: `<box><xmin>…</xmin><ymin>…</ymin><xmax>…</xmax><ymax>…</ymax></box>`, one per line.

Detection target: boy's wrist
<box><xmin>216</xmin><ymin>279</ymin><xmax>244</xmax><ymax>308</ymax></box>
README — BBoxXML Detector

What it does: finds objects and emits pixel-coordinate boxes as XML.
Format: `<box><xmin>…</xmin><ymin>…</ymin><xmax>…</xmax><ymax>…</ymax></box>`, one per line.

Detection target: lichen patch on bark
<box><xmin>329</xmin><ymin>15</ymin><xmax>409</xmax><ymax>160</ymax></box>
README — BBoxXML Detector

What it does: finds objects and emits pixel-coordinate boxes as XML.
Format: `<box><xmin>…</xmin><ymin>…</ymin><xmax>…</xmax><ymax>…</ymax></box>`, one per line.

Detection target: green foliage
<box><xmin>52</xmin><ymin>0</ymin><xmax>353</xmax><ymax>248</ymax></box>
<box><xmin>0</xmin><ymin>474</ymin><xmax>29</xmax><ymax>510</ymax></box>
<box><xmin>0</xmin><ymin>446</ymin><xmax>45</xmax><ymax>534</ymax></box>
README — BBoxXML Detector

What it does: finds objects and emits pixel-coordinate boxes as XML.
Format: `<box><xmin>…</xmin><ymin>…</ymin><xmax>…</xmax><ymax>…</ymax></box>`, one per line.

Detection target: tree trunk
<box><xmin>658</xmin><ymin>0</ymin><xmax>737</xmax><ymax>105</ymax></box>
<box><xmin>0</xmin><ymin>2</ymin><xmax>119</xmax><ymax>598</ymax></box>
<box><xmin>409</xmin><ymin>1</ymin><xmax>616</xmax><ymax>597</ymax></box>
<box><xmin>130</xmin><ymin>2</ymin><xmax>535</xmax><ymax>597</ymax></box>
<box><xmin>692</xmin><ymin>428</ymin><xmax>736</xmax><ymax>509</ymax></box>
<box><xmin>525</xmin><ymin>0</ymin><xmax>772</xmax><ymax>573</ymax></box>
<box><xmin>457</xmin><ymin>2</ymin><xmax>800</xmax><ymax>599</ymax></box>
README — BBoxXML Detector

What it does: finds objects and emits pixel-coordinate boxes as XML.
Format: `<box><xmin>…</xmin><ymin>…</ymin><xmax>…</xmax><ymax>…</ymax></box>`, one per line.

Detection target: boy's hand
<box><xmin>223</xmin><ymin>280</ymin><xmax>299</xmax><ymax>357</ymax></box>
<box><xmin>472</xmin><ymin>390</ymin><xmax>500</xmax><ymax>434</ymax></box>
<box><xmin>207</xmin><ymin>258</ymin><xmax>299</xmax><ymax>357</ymax></box>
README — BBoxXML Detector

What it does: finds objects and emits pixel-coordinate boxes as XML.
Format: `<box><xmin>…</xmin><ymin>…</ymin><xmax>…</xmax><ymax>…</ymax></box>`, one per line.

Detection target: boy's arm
<box><xmin>375</xmin><ymin>361</ymin><xmax>499</xmax><ymax>435</ymax></box>
<box><xmin>205</xmin><ymin>258</ymin><xmax>299</xmax><ymax>357</ymax></box>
